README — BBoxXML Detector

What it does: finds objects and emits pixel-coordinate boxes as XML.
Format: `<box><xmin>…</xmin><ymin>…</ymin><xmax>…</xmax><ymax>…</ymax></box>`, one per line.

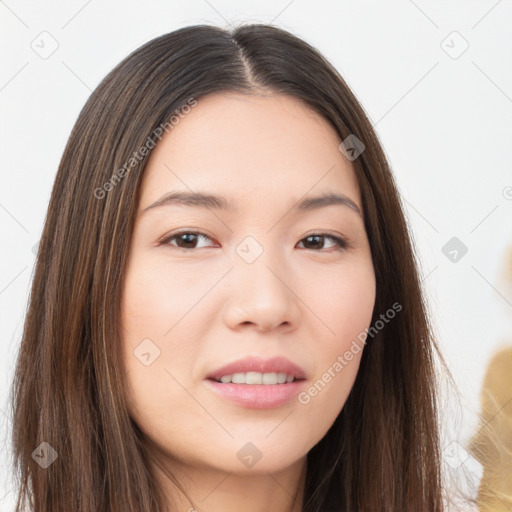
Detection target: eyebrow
<box><xmin>141</xmin><ymin>190</ymin><xmax>362</xmax><ymax>217</ymax></box>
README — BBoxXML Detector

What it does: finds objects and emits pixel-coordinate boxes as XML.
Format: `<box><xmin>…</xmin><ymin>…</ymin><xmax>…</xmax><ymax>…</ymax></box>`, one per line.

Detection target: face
<box><xmin>120</xmin><ymin>92</ymin><xmax>376</xmax><ymax>477</ymax></box>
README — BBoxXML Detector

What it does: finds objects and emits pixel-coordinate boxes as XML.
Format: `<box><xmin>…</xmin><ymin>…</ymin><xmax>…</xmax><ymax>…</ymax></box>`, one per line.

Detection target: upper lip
<box><xmin>206</xmin><ymin>356</ymin><xmax>307</xmax><ymax>381</ymax></box>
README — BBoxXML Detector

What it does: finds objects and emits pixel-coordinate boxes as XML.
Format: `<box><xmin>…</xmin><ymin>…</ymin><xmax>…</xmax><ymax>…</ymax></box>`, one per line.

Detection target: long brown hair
<box><xmin>10</xmin><ymin>23</ymin><xmax>452</xmax><ymax>511</ymax></box>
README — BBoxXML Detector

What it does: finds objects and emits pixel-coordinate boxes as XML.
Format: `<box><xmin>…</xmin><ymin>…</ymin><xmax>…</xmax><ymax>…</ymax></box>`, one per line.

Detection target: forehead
<box><xmin>138</xmin><ymin>92</ymin><xmax>361</xmax><ymax>211</ymax></box>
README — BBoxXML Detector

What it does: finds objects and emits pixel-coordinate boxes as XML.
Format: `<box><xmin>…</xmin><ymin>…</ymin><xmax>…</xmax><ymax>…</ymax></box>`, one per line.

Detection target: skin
<box><xmin>120</xmin><ymin>91</ymin><xmax>376</xmax><ymax>512</ymax></box>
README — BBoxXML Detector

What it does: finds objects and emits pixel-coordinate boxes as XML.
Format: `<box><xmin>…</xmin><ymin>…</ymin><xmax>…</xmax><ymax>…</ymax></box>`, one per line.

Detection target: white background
<box><xmin>1</xmin><ymin>1</ymin><xmax>511</xmax><ymax>509</ymax></box>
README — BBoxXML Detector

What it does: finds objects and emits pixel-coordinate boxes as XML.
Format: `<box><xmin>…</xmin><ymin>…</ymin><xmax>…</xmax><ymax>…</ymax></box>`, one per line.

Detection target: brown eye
<box><xmin>158</xmin><ymin>231</ymin><xmax>350</xmax><ymax>252</ymax></box>
<box><xmin>159</xmin><ymin>231</ymin><xmax>215</xmax><ymax>250</ymax></box>
<box><xmin>297</xmin><ymin>234</ymin><xmax>349</xmax><ymax>251</ymax></box>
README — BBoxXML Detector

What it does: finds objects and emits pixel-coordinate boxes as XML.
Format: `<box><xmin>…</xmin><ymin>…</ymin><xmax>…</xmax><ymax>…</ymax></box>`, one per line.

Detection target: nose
<box><xmin>222</xmin><ymin>243</ymin><xmax>301</xmax><ymax>333</ymax></box>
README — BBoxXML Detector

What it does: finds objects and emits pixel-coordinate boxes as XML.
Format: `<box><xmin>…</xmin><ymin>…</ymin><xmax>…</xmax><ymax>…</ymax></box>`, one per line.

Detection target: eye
<box><xmin>159</xmin><ymin>230</ymin><xmax>216</xmax><ymax>250</ymax></box>
<box><xmin>158</xmin><ymin>230</ymin><xmax>350</xmax><ymax>251</ymax></box>
<box><xmin>297</xmin><ymin>233</ymin><xmax>349</xmax><ymax>251</ymax></box>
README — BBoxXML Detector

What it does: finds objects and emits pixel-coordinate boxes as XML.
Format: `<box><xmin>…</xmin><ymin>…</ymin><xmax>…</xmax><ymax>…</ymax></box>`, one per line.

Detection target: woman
<box><xmin>10</xmin><ymin>23</ymin><xmax>455</xmax><ymax>511</ymax></box>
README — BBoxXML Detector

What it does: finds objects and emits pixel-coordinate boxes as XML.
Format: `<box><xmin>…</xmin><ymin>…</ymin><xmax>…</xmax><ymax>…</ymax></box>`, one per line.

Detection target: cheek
<box><xmin>121</xmin><ymin>252</ymin><xmax>213</xmax><ymax>345</ymax></box>
<box><xmin>120</xmin><ymin>257</ymin><xmax>202</xmax><ymax>432</ymax></box>
<box><xmin>294</xmin><ymin>260</ymin><xmax>375</xmax><ymax>423</ymax></box>
<box><xmin>306</xmin><ymin>257</ymin><xmax>376</xmax><ymax>342</ymax></box>
<box><xmin>121</xmin><ymin>323</ymin><xmax>202</xmax><ymax>446</ymax></box>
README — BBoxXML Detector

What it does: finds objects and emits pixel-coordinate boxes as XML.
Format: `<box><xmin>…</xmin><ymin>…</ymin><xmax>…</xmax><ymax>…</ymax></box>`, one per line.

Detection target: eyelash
<box><xmin>157</xmin><ymin>230</ymin><xmax>351</xmax><ymax>252</ymax></box>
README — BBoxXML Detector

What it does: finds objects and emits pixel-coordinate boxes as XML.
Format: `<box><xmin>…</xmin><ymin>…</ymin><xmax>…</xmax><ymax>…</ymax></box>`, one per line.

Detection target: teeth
<box><xmin>217</xmin><ymin>372</ymin><xmax>297</xmax><ymax>384</ymax></box>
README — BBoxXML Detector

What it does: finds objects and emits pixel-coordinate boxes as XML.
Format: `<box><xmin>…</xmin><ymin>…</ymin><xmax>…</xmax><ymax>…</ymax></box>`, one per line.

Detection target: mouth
<box><xmin>208</xmin><ymin>372</ymin><xmax>304</xmax><ymax>385</ymax></box>
<box><xmin>205</xmin><ymin>355</ymin><xmax>307</xmax><ymax>383</ymax></box>
<box><xmin>204</xmin><ymin>356</ymin><xmax>308</xmax><ymax>409</ymax></box>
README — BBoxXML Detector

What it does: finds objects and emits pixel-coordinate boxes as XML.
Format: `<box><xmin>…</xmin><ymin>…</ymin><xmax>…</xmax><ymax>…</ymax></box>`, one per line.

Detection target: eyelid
<box><xmin>299</xmin><ymin>231</ymin><xmax>352</xmax><ymax>250</ymax></box>
<box><xmin>157</xmin><ymin>228</ymin><xmax>219</xmax><ymax>247</ymax></box>
<box><xmin>157</xmin><ymin>228</ymin><xmax>352</xmax><ymax>251</ymax></box>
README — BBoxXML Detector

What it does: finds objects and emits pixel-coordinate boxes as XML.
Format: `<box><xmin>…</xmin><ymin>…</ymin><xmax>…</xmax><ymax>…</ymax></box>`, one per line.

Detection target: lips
<box><xmin>205</xmin><ymin>356</ymin><xmax>307</xmax><ymax>383</ymax></box>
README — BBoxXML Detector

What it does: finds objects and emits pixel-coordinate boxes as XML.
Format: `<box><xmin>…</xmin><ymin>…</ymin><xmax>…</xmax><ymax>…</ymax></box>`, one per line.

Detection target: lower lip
<box><xmin>204</xmin><ymin>379</ymin><xmax>306</xmax><ymax>409</ymax></box>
